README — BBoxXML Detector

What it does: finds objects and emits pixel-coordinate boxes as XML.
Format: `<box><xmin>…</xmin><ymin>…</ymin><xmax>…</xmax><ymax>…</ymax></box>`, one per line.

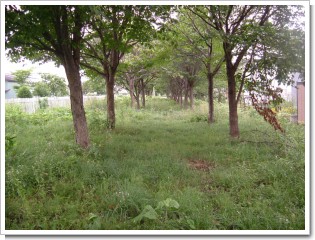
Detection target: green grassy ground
<box><xmin>5</xmin><ymin>97</ymin><xmax>305</xmax><ymax>230</ymax></box>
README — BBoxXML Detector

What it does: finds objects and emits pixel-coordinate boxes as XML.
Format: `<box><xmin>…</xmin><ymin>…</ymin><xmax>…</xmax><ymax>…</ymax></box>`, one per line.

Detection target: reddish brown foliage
<box><xmin>249</xmin><ymin>86</ymin><xmax>284</xmax><ymax>132</ymax></box>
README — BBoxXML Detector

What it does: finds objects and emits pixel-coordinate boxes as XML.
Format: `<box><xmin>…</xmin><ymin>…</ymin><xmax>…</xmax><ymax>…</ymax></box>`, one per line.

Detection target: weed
<box><xmin>5</xmin><ymin>97</ymin><xmax>305</xmax><ymax>230</ymax></box>
<box><xmin>5</xmin><ymin>135</ymin><xmax>16</xmax><ymax>152</ymax></box>
<box><xmin>189</xmin><ymin>114</ymin><xmax>208</xmax><ymax>123</ymax></box>
<box><xmin>38</xmin><ymin>98</ymin><xmax>49</xmax><ymax>109</ymax></box>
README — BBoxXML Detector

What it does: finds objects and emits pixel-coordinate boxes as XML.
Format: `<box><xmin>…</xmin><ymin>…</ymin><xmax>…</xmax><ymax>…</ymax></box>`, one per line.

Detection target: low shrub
<box><xmin>38</xmin><ymin>98</ymin><xmax>49</xmax><ymax>109</ymax></box>
<box><xmin>189</xmin><ymin>114</ymin><xmax>208</xmax><ymax>123</ymax></box>
<box><xmin>17</xmin><ymin>85</ymin><xmax>33</xmax><ymax>98</ymax></box>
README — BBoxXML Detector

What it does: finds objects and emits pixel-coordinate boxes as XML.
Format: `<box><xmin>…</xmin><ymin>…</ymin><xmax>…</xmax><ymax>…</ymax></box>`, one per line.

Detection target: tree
<box><xmin>117</xmin><ymin>44</ymin><xmax>158</xmax><ymax>109</ymax></box>
<box><xmin>220</xmin><ymin>6</ymin><xmax>271</xmax><ymax>137</ymax></box>
<box><xmin>12</xmin><ymin>68</ymin><xmax>33</xmax><ymax>85</ymax></box>
<box><xmin>6</xmin><ymin>5</ymin><xmax>90</xmax><ymax>148</ymax></box>
<box><xmin>33</xmin><ymin>73</ymin><xmax>68</xmax><ymax>97</ymax></box>
<box><xmin>179</xmin><ymin>7</ymin><xmax>225</xmax><ymax>122</ymax></box>
<box><xmin>40</xmin><ymin>73</ymin><xmax>68</xmax><ymax>97</ymax></box>
<box><xmin>81</xmin><ymin>6</ymin><xmax>173</xmax><ymax>129</ymax></box>
<box><xmin>241</xmin><ymin>21</ymin><xmax>305</xmax><ymax>132</ymax></box>
<box><xmin>177</xmin><ymin>54</ymin><xmax>202</xmax><ymax>109</ymax></box>
<box><xmin>12</xmin><ymin>68</ymin><xmax>33</xmax><ymax>94</ymax></box>
<box><xmin>189</xmin><ymin>5</ymin><xmax>304</xmax><ymax>137</ymax></box>
<box><xmin>17</xmin><ymin>85</ymin><xmax>32</xmax><ymax>98</ymax></box>
<box><xmin>33</xmin><ymin>82</ymin><xmax>50</xmax><ymax>97</ymax></box>
<box><xmin>82</xmin><ymin>70</ymin><xmax>106</xmax><ymax>95</ymax></box>
<box><xmin>156</xmin><ymin>28</ymin><xmax>203</xmax><ymax>109</ymax></box>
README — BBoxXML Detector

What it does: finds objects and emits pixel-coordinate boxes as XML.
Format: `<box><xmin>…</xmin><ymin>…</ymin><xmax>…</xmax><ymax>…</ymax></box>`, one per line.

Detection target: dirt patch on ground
<box><xmin>187</xmin><ymin>159</ymin><xmax>215</xmax><ymax>172</ymax></box>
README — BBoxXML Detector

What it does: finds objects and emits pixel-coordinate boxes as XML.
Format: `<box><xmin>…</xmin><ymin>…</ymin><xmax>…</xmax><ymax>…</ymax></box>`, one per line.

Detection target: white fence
<box><xmin>5</xmin><ymin>95</ymin><xmax>106</xmax><ymax>113</ymax></box>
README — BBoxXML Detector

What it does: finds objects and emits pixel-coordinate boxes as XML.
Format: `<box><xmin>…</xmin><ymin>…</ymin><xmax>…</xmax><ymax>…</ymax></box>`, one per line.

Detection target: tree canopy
<box><xmin>80</xmin><ymin>5</ymin><xmax>174</xmax><ymax>128</ymax></box>
<box><xmin>12</xmin><ymin>68</ymin><xmax>33</xmax><ymax>85</ymax></box>
<box><xmin>6</xmin><ymin>5</ymin><xmax>91</xmax><ymax>148</ymax></box>
<box><xmin>5</xmin><ymin>4</ymin><xmax>305</xmax><ymax>146</ymax></box>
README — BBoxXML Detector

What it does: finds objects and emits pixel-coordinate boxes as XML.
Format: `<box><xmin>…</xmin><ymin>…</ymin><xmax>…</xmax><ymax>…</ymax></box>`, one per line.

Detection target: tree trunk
<box><xmin>129</xmin><ymin>76</ymin><xmax>135</xmax><ymax>108</ymax></box>
<box><xmin>223</xmin><ymin>42</ymin><xmax>240</xmax><ymax>138</ymax></box>
<box><xmin>189</xmin><ymin>84</ymin><xmax>194</xmax><ymax>109</ymax></box>
<box><xmin>180</xmin><ymin>89</ymin><xmax>183</xmax><ymax>107</ymax></box>
<box><xmin>64</xmin><ymin>66</ymin><xmax>90</xmax><ymax>148</ymax></box>
<box><xmin>135</xmin><ymin>96</ymin><xmax>140</xmax><ymax>110</ymax></box>
<box><xmin>227</xmin><ymin>68</ymin><xmax>240</xmax><ymax>138</ymax></box>
<box><xmin>208</xmin><ymin>73</ymin><xmax>214</xmax><ymax>123</ymax></box>
<box><xmin>106</xmin><ymin>73</ymin><xmax>115</xmax><ymax>129</ymax></box>
<box><xmin>140</xmin><ymin>78</ymin><xmax>145</xmax><ymax>108</ymax></box>
<box><xmin>218</xmin><ymin>88</ymin><xmax>222</xmax><ymax>103</ymax></box>
<box><xmin>184</xmin><ymin>82</ymin><xmax>189</xmax><ymax>109</ymax></box>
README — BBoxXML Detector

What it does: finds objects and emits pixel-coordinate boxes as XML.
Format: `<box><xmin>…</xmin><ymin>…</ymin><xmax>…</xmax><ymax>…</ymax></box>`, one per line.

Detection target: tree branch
<box><xmin>34</xmin><ymin>37</ymin><xmax>59</xmax><ymax>56</ymax></box>
<box><xmin>82</xmin><ymin>39</ymin><xmax>104</xmax><ymax>66</ymax></box>
<box><xmin>80</xmin><ymin>59</ymin><xmax>106</xmax><ymax>78</ymax></box>
<box><xmin>187</xmin><ymin>7</ymin><xmax>217</xmax><ymax>30</ymax></box>
<box><xmin>231</xmin><ymin>5</ymin><xmax>255</xmax><ymax>35</ymax></box>
<box><xmin>236</xmin><ymin>44</ymin><xmax>256</xmax><ymax>104</ymax></box>
<box><xmin>212</xmin><ymin>56</ymin><xmax>225</xmax><ymax>76</ymax></box>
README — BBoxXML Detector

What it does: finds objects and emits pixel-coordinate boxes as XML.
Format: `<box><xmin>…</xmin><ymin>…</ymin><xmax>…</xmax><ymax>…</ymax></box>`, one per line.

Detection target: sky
<box><xmin>5</xmin><ymin>58</ymin><xmax>67</xmax><ymax>82</ymax></box>
<box><xmin>4</xmin><ymin>57</ymin><xmax>90</xmax><ymax>82</ymax></box>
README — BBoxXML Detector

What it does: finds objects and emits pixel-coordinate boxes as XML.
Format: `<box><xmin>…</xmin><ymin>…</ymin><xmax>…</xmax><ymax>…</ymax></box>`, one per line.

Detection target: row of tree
<box><xmin>11</xmin><ymin>69</ymin><xmax>68</xmax><ymax>98</ymax></box>
<box><xmin>6</xmin><ymin>5</ymin><xmax>305</xmax><ymax>148</ymax></box>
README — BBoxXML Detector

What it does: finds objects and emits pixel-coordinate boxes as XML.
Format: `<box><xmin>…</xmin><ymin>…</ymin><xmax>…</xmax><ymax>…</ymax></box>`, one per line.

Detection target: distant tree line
<box><xmin>12</xmin><ymin>69</ymin><xmax>68</xmax><ymax>98</ymax></box>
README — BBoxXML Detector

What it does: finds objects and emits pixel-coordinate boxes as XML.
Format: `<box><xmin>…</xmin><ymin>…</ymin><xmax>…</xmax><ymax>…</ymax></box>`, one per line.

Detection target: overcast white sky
<box><xmin>5</xmin><ymin>57</ymin><xmax>91</xmax><ymax>82</ymax></box>
<box><xmin>5</xmin><ymin>57</ymin><xmax>68</xmax><ymax>82</ymax></box>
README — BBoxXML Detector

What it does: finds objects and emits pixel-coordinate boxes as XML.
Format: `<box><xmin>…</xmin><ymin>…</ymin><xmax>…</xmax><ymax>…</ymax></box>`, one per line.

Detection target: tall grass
<box><xmin>5</xmin><ymin>97</ymin><xmax>305</xmax><ymax>230</ymax></box>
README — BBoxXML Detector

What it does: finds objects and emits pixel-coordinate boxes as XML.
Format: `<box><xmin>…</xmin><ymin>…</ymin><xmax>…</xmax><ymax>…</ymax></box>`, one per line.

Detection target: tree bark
<box><xmin>106</xmin><ymin>73</ymin><xmax>115</xmax><ymax>129</ymax></box>
<box><xmin>184</xmin><ymin>80</ymin><xmax>189</xmax><ymax>109</ymax></box>
<box><xmin>180</xmin><ymin>89</ymin><xmax>183</xmax><ymax>107</ymax></box>
<box><xmin>207</xmin><ymin>72</ymin><xmax>214</xmax><ymax>123</ymax></box>
<box><xmin>64</xmin><ymin>65</ymin><xmax>90</xmax><ymax>148</ymax></box>
<box><xmin>223</xmin><ymin>41</ymin><xmax>240</xmax><ymax>138</ymax></box>
<box><xmin>218</xmin><ymin>88</ymin><xmax>222</xmax><ymax>103</ymax></box>
<box><xmin>129</xmin><ymin>76</ymin><xmax>135</xmax><ymax>108</ymax></box>
<box><xmin>189</xmin><ymin>85</ymin><xmax>194</xmax><ymax>109</ymax></box>
<box><xmin>226</xmin><ymin>66</ymin><xmax>240</xmax><ymax>138</ymax></box>
<box><xmin>58</xmin><ymin>6</ymin><xmax>90</xmax><ymax>148</ymax></box>
<box><xmin>135</xmin><ymin>96</ymin><xmax>140</xmax><ymax>110</ymax></box>
<box><xmin>140</xmin><ymin>78</ymin><xmax>145</xmax><ymax>108</ymax></box>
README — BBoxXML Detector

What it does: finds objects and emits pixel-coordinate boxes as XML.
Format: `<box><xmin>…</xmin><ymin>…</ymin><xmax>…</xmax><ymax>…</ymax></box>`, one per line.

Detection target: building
<box><xmin>276</xmin><ymin>72</ymin><xmax>301</xmax><ymax>105</ymax></box>
<box><xmin>243</xmin><ymin>72</ymin><xmax>305</xmax><ymax>124</ymax></box>
<box><xmin>271</xmin><ymin>72</ymin><xmax>305</xmax><ymax>124</ymax></box>
<box><xmin>5</xmin><ymin>73</ymin><xmax>19</xmax><ymax>99</ymax></box>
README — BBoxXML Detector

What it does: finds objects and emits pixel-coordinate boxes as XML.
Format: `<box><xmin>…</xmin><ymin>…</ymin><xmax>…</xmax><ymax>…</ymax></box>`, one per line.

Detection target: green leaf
<box><xmin>133</xmin><ymin>205</ymin><xmax>159</xmax><ymax>222</ymax></box>
<box><xmin>88</xmin><ymin>213</ymin><xmax>98</xmax><ymax>221</ymax></box>
<box><xmin>187</xmin><ymin>219</ymin><xmax>196</xmax><ymax>230</ymax></box>
<box><xmin>156</xmin><ymin>198</ymin><xmax>180</xmax><ymax>210</ymax></box>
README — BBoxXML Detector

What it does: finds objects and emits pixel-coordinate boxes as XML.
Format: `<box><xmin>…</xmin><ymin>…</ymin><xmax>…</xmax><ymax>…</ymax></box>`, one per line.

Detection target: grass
<box><xmin>5</xmin><ymin>97</ymin><xmax>305</xmax><ymax>230</ymax></box>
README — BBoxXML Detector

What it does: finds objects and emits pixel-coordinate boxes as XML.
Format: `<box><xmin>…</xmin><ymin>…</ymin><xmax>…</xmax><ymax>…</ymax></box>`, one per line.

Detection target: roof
<box><xmin>5</xmin><ymin>73</ymin><xmax>17</xmax><ymax>82</ymax></box>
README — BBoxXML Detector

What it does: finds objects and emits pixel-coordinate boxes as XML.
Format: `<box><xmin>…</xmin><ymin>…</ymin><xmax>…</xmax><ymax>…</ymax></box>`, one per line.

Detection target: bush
<box><xmin>189</xmin><ymin>114</ymin><xmax>207</xmax><ymax>123</ymax></box>
<box><xmin>17</xmin><ymin>86</ymin><xmax>32</xmax><ymax>98</ymax></box>
<box><xmin>38</xmin><ymin>98</ymin><xmax>49</xmax><ymax>109</ymax></box>
<box><xmin>5</xmin><ymin>105</ymin><xmax>27</xmax><ymax>127</ymax></box>
<box><xmin>33</xmin><ymin>82</ymin><xmax>50</xmax><ymax>97</ymax></box>
<box><xmin>28</xmin><ymin>107</ymin><xmax>72</xmax><ymax>125</ymax></box>
<box><xmin>87</xmin><ymin>109</ymin><xmax>108</xmax><ymax>132</ymax></box>
<box><xmin>5</xmin><ymin>135</ymin><xmax>16</xmax><ymax>152</ymax></box>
